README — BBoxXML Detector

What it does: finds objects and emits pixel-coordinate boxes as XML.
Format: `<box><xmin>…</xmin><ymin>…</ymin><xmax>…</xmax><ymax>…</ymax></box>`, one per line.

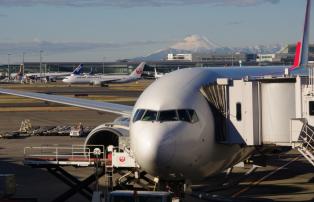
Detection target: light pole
<box><xmin>22</xmin><ymin>52</ymin><xmax>25</xmax><ymax>75</ymax></box>
<box><xmin>22</xmin><ymin>52</ymin><xmax>25</xmax><ymax>65</ymax></box>
<box><xmin>39</xmin><ymin>50</ymin><xmax>43</xmax><ymax>80</ymax></box>
<box><xmin>7</xmin><ymin>53</ymin><xmax>11</xmax><ymax>79</ymax></box>
<box><xmin>102</xmin><ymin>56</ymin><xmax>105</xmax><ymax>74</ymax></box>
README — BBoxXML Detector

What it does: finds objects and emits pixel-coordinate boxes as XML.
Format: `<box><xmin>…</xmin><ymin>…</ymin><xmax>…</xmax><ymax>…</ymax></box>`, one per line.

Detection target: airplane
<box><xmin>87</xmin><ymin>67</ymin><xmax>95</xmax><ymax>75</ymax></box>
<box><xmin>154</xmin><ymin>68</ymin><xmax>165</xmax><ymax>79</ymax></box>
<box><xmin>154</xmin><ymin>67</ymin><xmax>180</xmax><ymax>79</ymax></box>
<box><xmin>0</xmin><ymin>0</ymin><xmax>311</xmax><ymax>191</ymax></box>
<box><xmin>9</xmin><ymin>64</ymin><xmax>24</xmax><ymax>81</ymax></box>
<box><xmin>25</xmin><ymin>64</ymin><xmax>83</xmax><ymax>82</ymax></box>
<box><xmin>62</xmin><ymin>62</ymin><xmax>145</xmax><ymax>86</ymax></box>
<box><xmin>0</xmin><ymin>64</ymin><xmax>25</xmax><ymax>83</ymax></box>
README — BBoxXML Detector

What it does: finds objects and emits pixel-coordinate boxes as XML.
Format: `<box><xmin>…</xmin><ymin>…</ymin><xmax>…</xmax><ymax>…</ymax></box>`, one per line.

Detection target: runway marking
<box><xmin>231</xmin><ymin>156</ymin><xmax>301</xmax><ymax>198</ymax></box>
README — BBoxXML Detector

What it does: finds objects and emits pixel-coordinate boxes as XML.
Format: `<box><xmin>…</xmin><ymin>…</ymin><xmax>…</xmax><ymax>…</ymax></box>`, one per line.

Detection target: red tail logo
<box><xmin>136</xmin><ymin>69</ymin><xmax>143</xmax><ymax>74</ymax></box>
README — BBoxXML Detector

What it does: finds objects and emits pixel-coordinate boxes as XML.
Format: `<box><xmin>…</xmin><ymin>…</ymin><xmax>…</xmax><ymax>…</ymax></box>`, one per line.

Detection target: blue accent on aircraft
<box><xmin>72</xmin><ymin>64</ymin><xmax>83</xmax><ymax>75</ymax></box>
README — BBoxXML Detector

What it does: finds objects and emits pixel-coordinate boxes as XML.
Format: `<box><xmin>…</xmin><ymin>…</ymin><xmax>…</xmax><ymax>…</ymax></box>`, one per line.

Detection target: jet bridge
<box><xmin>201</xmin><ymin>73</ymin><xmax>314</xmax><ymax>166</ymax></box>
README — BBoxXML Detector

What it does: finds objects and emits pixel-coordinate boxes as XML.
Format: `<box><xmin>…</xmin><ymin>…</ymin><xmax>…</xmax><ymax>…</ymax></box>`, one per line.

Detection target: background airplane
<box><xmin>62</xmin><ymin>62</ymin><xmax>145</xmax><ymax>86</ymax></box>
<box><xmin>154</xmin><ymin>68</ymin><xmax>166</xmax><ymax>79</ymax></box>
<box><xmin>25</xmin><ymin>64</ymin><xmax>83</xmax><ymax>82</ymax></box>
<box><xmin>154</xmin><ymin>67</ymin><xmax>180</xmax><ymax>79</ymax></box>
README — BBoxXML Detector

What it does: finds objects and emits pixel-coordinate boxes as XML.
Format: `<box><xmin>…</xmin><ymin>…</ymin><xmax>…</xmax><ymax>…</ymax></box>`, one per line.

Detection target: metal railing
<box><xmin>24</xmin><ymin>145</ymin><xmax>105</xmax><ymax>166</ymax></box>
<box><xmin>298</xmin><ymin>124</ymin><xmax>314</xmax><ymax>166</ymax></box>
<box><xmin>308</xmin><ymin>65</ymin><xmax>314</xmax><ymax>93</ymax></box>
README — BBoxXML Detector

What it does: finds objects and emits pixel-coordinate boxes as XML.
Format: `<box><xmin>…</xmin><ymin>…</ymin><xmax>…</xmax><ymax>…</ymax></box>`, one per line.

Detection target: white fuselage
<box><xmin>26</xmin><ymin>72</ymin><xmax>71</xmax><ymax>78</ymax></box>
<box><xmin>129</xmin><ymin>66</ymin><xmax>289</xmax><ymax>181</ymax></box>
<box><xmin>62</xmin><ymin>74</ymin><xmax>137</xmax><ymax>84</ymax></box>
<box><xmin>63</xmin><ymin>62</ymin><xmax>144</xmax><ymax>85</ymax></box>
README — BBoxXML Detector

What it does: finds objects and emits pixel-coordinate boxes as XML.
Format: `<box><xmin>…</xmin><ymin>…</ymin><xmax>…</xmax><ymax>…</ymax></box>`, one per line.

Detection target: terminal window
<box><xmin>309</xmin><ymin>101</ymin><xmax>314</xmax><ymax>116</ymax></box>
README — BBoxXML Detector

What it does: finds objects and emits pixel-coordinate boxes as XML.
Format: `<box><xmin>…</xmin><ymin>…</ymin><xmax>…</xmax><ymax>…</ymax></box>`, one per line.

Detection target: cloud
<box><xmin>0</xmin><ymin>0</ymin><xmax>280</xmax><ymax>7</ymax></box>
<box><xmin>0</xmin><ymin>13</ymin><xmax>7</xmax><ymax>17</ymax></box>
<box><xmin>218</xmin><ymin>0</ymin><xmax>280</xmax><ymax>6</ymax></box>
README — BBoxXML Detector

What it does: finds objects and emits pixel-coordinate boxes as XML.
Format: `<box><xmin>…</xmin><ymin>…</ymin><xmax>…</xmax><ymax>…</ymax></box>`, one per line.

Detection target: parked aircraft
<box><xmin>154</xmin><ymin>68</ymin><xmax>166</xmax><ymax>79</ymax></box>
<box><xmin>0</xmin><ymin>64</ymin><xmax>25</xmax><ymax>83</ymax></box>
<box><xmin>154</xmin><ymin>67</ymin><xmax>180</xmax><ymax>79</ymax></box>
<box><xmin>9</xmin><ymin>64</ymin><xmax>24</xmax><ymax>81</ymax></box>
<box><xmin>25</xmin><ymin>64</ymin><xmax>83</xmax><ymax>81</ymax></box>
<box><xmin>62</xmin><ymin>62</ymin><xmax>145</xmax><ymax>86</ymax></box>
<box><xmin>0</xmin><ymin>0</ymin><xmax>311</xmax><ymax>188</ymax></box>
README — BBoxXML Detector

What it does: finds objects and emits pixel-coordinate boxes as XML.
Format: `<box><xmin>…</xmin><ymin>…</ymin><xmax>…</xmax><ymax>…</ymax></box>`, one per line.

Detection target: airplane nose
<box><xmin>130</xmin><ymin>123</ymin><xmax>176</xmax><ymax>175</ymax></box>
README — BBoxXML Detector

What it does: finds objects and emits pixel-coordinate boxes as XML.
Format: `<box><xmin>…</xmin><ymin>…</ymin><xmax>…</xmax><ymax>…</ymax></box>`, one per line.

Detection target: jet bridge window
<box><xmin>309</xmin><ymin>101</ymin><xmax>314</xmax><ymax>116</ymax></box>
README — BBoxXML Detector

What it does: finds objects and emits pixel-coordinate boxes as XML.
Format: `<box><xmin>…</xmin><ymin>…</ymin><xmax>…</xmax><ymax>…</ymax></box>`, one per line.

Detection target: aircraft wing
<box><xmin>0</xmin><ymin>88</ymin><xmax>133</xmax><ymax>116</ymax></box>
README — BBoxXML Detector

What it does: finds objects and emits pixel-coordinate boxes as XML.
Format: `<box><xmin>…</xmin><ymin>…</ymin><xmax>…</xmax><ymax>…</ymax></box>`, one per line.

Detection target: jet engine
<box><xmin>90</xmin><ymin>80</ymin><xmax>108</xmax><ymax>87</ymax></box>
<box><xmin>84</xmin><ymin>117</ymin><xmax>130</xmax><ymax>151</ymax></box>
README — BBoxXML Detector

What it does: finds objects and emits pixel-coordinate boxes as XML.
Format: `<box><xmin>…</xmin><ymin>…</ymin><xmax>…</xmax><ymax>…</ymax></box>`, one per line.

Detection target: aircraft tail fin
<box><xmin>289</xmin><ymin>0</ymin><xmax>311</xmax><ymax>71</ymax></box>
<box><xmin>130</xmin><ymin>62</ymin><xmax>145</xmax><ymax>78</ymax></box>
<box><xmin>18</xmin><ymin>64</ymin><xmax>24</xmax><ymax>76</ymax></box>
<box><xmin>299</xmin><ymin>0</ymin><xmax>311</xmax><ymax>68</ymax></box>
<box><xmin>88</xmin><ymin>67</ymin><xmax>94</xmax><ymax>75</ymax></box>
<box><xmin>289</xmin><ymin>41</ymin><xmax>302</xmax><ymax>71</ymax></box>
<box><xmin>72</xmin><ymin>64</ymin><xmax>83</xmax><ymax>75</ymax></box>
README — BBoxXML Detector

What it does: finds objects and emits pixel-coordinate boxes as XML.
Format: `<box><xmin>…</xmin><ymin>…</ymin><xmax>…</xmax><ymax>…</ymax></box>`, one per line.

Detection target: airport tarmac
<box><xmin>0</xmin><ymin>81</ymin><xmax>314</xmax><ymax>202</ymax></box>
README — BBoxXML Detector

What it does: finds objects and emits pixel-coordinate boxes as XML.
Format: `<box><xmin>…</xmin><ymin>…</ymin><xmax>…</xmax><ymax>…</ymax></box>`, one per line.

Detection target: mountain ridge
<box><xmin>132</xmin><ymin>35</ymin><xmax>283</xmax><ymax>61</ymax></box>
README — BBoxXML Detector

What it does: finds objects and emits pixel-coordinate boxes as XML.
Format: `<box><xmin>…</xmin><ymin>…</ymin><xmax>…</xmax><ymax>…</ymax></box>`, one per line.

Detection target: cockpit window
<box><xmin>142</xmin><ymin>110</ymin><xmax>158</xmax><ymax>121</ymax></box>
<box><xmin>133</xmin><ymin>109</ymin><xmax>145</xmax><ymax>122</ymax></box>
<box><xmin>133</xmin><ymin>109</ymin><xmax>199</xmax><ymax>123</ymax></box>
<box><xmin>159</xmin><ymin>110</ymin><xmax>178</xmax><ymax>122</ymax></box>
<box><xmin>178</xmin><ymin>110</ymin><xmax>191</xmax><ymax>122</ymax></box>
<box><xmin>187</xmin><ymin>110</ymin><xmax>199</xmax><ymax>123</ymax></box>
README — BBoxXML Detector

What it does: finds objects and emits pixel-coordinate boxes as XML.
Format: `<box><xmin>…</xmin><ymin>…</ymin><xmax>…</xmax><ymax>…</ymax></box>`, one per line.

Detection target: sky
<box><xmin>0</xmin><ymin>0</ymin><xmax>311</xmax><ymax>64</ymax></box>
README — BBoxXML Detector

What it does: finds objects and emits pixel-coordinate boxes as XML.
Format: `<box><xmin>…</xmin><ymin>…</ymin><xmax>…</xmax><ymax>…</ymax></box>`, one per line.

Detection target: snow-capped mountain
<box><xmin>170</xmin><ymin>34</ymin><xmax>219</xmax><ymax>52</ymax></box>
<box><xmin>133</xmin><ymin>35</ymin><xmax>283</xmax><ymax>61</ymax></box>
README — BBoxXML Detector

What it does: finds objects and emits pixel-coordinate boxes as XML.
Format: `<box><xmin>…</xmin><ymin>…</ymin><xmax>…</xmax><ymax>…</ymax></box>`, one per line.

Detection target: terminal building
<box><xmin>276</xmin><ymin>44</ymin><xmax>314</xmax><ymax>64</ymax></box>
<box><xmin>3</xmin><ymin>44</ymin><xmax>314</xmax><ymax>77</ymax></box>
<box><xmin>167</xmin><ymin>53</ymin><xmax>193</xmax><ymax>61</ymax></box>
<box><xmin>167</xmin><ymin>52</ymin><xmax>257</xmax><ymax>66</ymax></box>
<box><xmin>166</xmin><ymin>44</ymin><xmax>314</xmax><ymax>66</ymax></box>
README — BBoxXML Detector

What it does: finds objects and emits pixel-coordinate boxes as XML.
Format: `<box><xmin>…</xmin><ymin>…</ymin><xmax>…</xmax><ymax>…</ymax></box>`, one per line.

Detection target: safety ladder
<box><xmin>297</xmin><ymin>123</ymin><xmax>314</xmax><ymax>166</ymax></box>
